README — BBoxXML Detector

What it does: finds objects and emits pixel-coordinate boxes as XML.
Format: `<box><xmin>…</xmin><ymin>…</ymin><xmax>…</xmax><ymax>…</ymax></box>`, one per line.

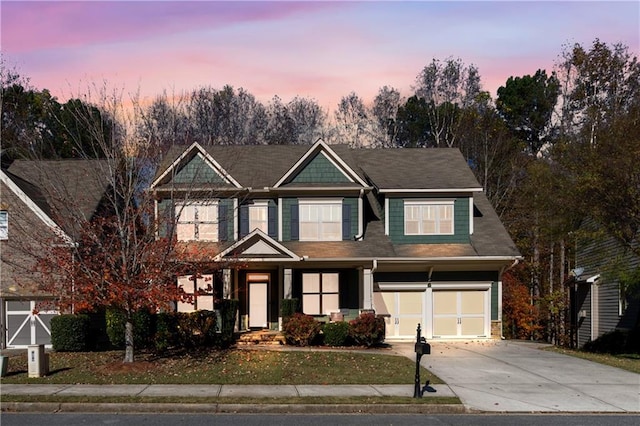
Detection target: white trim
<box><xmin>469</xmin><ymin>195</ymin><xmax>474</xmax><ymax>235</ymax></box>
<box><xmin>430</xmin><ymin>282</ymin><xmax>493</xmax><ymax>290</ymax></box>
<box><xmin>278</xmin><ymin>197</ymin><xmax>283</xmax><ymax>241</ymax></box>
<box><xmin>0</xmin><ymin>170</ymin><xmax>73</xmax><ymax>245</ymax></box>
<box><xmin>379</xmin><ymin>188</ymin><xmax>483</xmax><ymax>193</ymax></box>
<box><xmin>273</xmin><ymin>139</ymin><xmax>368</xmax><ymax>188</ymax></box>
<box><xmin>214</xmin><ymin>228</ymin><xmax>301</xmax><ymax>261</ymax></box>
<box><xmin>358</xmin><ymin>192</ymin><xmax>364</xmax><ymax>237</ymax></box>
<box><xmin>233</xmin><ymin>198</ymin><xmax>239</xmax><ymax>240</ymax></box>
<box><xmin>150</xmin><ymin>142</ymin><xmax>242</xmax><ymax>189</ymax></box>
<box><xmin>384</xmin><ymin>198</ymin><xmax>389</xmax><ymax>236</ymax></box>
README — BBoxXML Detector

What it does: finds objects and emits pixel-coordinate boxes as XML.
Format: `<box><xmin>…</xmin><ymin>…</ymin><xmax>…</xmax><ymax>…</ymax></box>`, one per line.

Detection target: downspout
<box><xmin>354</xmin><ymin>189</ymin><xmax>365</xmax><ymax>240</ymax></box>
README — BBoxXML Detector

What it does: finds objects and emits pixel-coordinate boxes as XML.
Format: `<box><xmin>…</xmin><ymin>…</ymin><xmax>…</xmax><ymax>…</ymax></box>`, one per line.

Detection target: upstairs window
<box><xmin>404</xmin><ymin>201</ymin><xmax>454</xmax><ymax>235</ymax></box>
<box><xmin>249</xmin><ymin>202</ymin><xmax>268</xmax><ymax>234</ymax></box>
<box><xmin>302</xmin><ymin>272</ymin><xmax>339</xmax><ymax>315</ymax></box>
<box><xmin>175</xmin><ymin>201</ymin><xmax>218</xmax><ymax>241</ymax></box>
<box><xmin>0</xmin><ymin>211</ymin><xmax>7</xmax><ymax>240</ymax></box>
<box><xmin>299</xmin><ymin>199</ymin><xmax>342</xmax><ymax>241</ymax></box>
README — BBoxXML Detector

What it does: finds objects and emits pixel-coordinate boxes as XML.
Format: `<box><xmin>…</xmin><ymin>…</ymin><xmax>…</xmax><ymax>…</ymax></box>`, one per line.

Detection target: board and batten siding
<box><xmin>387</xmin><ymin>197</ymin><xmax>470</xmax><ymax>244</ymax></box>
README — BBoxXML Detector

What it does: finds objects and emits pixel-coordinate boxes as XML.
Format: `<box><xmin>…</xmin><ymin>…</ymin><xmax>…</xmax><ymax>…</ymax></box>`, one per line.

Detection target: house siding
<box><xmin>290</xmin><ymin>152</ymin><xmax>351</xmax><ymax>184</ymax></box>
<box><xmin>173</xmin><ymin>154</ymin><xmax>227</xmax><ymax>184</ymax></box>
<box><xmin>387</xmin><ymin>197</ymin><xmax>470</xmax><ymax>244</ymax></box>
<box><xmin>281</xmin><ymin>197</ymin><xmax>358</xmax><ymax>241</ymax></box>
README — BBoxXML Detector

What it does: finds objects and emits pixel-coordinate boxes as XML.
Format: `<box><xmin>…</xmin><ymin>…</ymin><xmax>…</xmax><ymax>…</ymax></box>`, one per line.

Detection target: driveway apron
<box><xmin>394</xmin><ymin>340</ymin><xmax>640</xmax><ymax>412</ymax></box>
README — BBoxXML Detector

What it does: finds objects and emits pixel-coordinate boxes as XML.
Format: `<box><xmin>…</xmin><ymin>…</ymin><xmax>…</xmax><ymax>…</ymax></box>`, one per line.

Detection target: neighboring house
<box><xmin>0</xmin><ymin>160</ymin><xmax>110</xmax><ymax>349</ymax></box>
<box><xmin>571</xmin><ymin>224</ymin><xmax>640</xmax><ymax>348</ymax></box>
<box><xmin>151</xmin><ymin>140</ymin><xmax>520</xmax><ymax>340</ymax></box>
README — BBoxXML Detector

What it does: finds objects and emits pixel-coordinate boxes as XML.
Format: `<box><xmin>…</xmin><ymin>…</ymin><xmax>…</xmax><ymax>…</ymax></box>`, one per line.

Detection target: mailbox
<box><xmin>415</xmin><ymin>341</ymin><xmax>431</xmax><ymax>355</ymax></box>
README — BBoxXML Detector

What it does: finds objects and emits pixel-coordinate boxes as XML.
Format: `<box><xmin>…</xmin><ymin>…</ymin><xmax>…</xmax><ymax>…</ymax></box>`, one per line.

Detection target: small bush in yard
<box><xmin>349</xmin><ymin>313</ymin><xmax>385</xmax><ymax>347</ymax></box>
<box><xmin>106</xmin><ymin>308</ymin><xmax>155</xmax><ymax>349</ymax></box>
<box><xmin>322</xmin><ymin>321</ymin><xmax>351</xmax><ymax>346</ymax></box>
<box><xmin>51</xmin><ymin>314</ymin><xmax>90</xmax><ymax>351</ymax></box>
<box><xmin>177</xmin><ymin>310</ymin><xmax>219</xmax><ymax>348</ymax></box>
<box><xmin>280</xmin><ymin>298</ymin><xmax>299</xmax><ymax>321</ymax></box>
<box><xmin>217</xmin><ymin>299</ymin><xmax>239</xmax><ymax>346</ymax></box>
<box><xmin>283</xmin><ymin>313</ymin><xmax>321</xmax><ymax>346</ymax></box>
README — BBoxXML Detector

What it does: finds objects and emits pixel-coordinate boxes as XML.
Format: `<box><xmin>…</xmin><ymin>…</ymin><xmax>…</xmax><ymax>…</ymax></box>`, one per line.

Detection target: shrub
<box><xmin>51</xmin><ymin>314</ymin><xmax>90</xmax><ymax>352</ymax></box>
<box><xmin>218</xmin><ymin>299</ymin><xmax>238</xmax><ymax>346</ymax></box>
<box><xmin>106</xmin><ymin>308</ymin><xmax>156</xmax><ymax>349</ymax></box>
<box><xmin>176</xmin><ymin>310</ymin><xmax>218</xmax><ymax>348</ymax></box>
<box><xmin>154</xmin><ymin>312</ymin><xmax>178</xmax><ymax>353</ymax></box>
<box><xmin>280</xmin><ymin>298</ymin><xmax>299</xmax><ymax>320</ymax></box>
<box><xmin>283</xmin><ymin>313</ymin><xmax>320</xmax><ymax>346</ymax></box>
<box><xmin>583</xmin><ymin>330</ymin><xmax>629</xmax><ymax>354</ymax></box>
<box><xmin>349</xmin><ymin>313</ymin><xmax>385</xmax><ymax>347</ymax></box>
<box><xmin>322</xmin><ymin>321</ymin><xmax>351</xmax><ymax>347</ymax></box>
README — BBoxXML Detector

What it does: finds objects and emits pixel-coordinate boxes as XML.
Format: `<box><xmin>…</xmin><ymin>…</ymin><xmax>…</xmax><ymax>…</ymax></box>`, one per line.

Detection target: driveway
<box><xmin>392</xmin><ymin>340</ymin><xmax>640</xmax><ymax>412</ymax></box>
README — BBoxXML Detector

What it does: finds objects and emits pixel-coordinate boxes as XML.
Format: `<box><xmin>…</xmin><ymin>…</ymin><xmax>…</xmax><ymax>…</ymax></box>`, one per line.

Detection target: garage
<box><xmin>4</xmin><ymin>300</ymin><xmax>57</xmax><ymax>348</ymax></box>
<box><xmin>431</xmin><ymin>288</ymin><xmax>489</xmax><ymax>338</ymax></box>
<box><xmin>375</xmin><ymin>291</ymin><xmax>425</xmax><ymax>339</ymax></box>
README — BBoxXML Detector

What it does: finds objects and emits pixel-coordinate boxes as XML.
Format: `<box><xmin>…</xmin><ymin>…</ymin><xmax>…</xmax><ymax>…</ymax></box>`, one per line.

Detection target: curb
<box><xmin>1</xmin><ymin>402</ymin><xmax>467</xmax><ymax>414</ymax></box>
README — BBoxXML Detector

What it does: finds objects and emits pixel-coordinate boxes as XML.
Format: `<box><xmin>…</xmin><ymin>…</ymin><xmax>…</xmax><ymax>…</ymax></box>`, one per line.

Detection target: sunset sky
<box><xmin>2</xmin><ymin>1</ymin><xmax>638</xmax><ymax>111</ymax></box>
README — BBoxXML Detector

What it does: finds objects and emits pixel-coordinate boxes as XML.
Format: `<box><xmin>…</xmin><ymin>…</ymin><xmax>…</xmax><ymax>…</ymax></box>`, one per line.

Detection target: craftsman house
<box><xmin>0</xmin><ymin>160</ymin><xmax>110</xmax><ymax>348</ymax></box>
<box><xmin>151</xmin><ymin>140</ymin><xmax>520</xmax><ymax>340</ymax></box>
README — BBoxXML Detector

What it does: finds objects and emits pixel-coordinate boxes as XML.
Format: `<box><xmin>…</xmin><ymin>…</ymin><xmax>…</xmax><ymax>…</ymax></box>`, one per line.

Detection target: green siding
<box><xmin>173</xmin><ymin>155</ymin><xmax>227</xmax><ymax>184</ymax></box>
<box><xmin>344</xmin><ymin>197</ymin><xmax>359</xmax><ymax>238</ymax></box>
<box><xmin>290</xmin><ymin>152</ymin><xmax>351</xmax><ymax>184</ymax></box>
<box><xmin>388</xmin><ymin>197</ymin><xmax>470</xmax><ymax>244</ymax></box>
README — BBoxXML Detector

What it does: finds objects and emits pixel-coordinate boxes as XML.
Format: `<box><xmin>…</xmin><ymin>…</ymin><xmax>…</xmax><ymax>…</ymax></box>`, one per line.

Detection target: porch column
<box><xmin>283</xmin><ymin>269</ymin><xmax>292</xmax><ymax>299</ymax></box>
<box><xmin>223</xmin><ymin>269</ymin><xmax>231</xmax><ymax>299</ymax></box>
<box><xmin>363</xmin><ymin>268</ymin><xmax>373</xmax><ymax>310</ymax></box>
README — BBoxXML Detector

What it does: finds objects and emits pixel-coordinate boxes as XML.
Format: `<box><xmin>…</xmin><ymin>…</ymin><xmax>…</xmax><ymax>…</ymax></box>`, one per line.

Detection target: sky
<box><xmin>1</xmin><ymin>1</ymin><xmax>639</xmax><ymax>112</ymax></box>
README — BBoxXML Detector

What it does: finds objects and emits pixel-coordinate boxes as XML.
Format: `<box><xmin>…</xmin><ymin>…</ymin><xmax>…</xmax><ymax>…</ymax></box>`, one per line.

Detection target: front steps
<box><xmin>237</xmin><ymin>329</ymin><xmax>286</xmax><ymax>345</ymax></box>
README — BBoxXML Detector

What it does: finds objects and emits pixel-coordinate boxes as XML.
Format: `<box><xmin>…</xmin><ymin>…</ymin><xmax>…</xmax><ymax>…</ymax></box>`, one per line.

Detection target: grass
<box><xmin>545</xmin><ymin>347</ymin><xmax>640</xmax><ymax>374</ymax></box>
<box><xmin>0</xmin><ymin>347</ymin><xmax>443</xmax><ymax>385</ymax></box>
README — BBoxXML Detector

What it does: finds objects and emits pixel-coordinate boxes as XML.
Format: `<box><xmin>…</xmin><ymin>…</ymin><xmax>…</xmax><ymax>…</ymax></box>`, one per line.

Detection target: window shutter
<box><xmin>268</xmin><ymin>203</ymin><xmax>277</xmax><ymax>238</ymax></box>
<box><xmin>342</xmin><ymin>203</ymin><xmax>351</xmax><ymax>240</ymax></box>
<box><xmin>239</xmin><ymin>204</ymin><xmax>249</xmax><ymax>237</ymax></box>
<box><xmin>218</xmin><ymin>204</ymin><xmax>228</xmax><ymax>241</ymax></box>
<box><xmin>290</xmin><ymin>204</ymin><xmax>299</xmax><ymax>241</ymax></box>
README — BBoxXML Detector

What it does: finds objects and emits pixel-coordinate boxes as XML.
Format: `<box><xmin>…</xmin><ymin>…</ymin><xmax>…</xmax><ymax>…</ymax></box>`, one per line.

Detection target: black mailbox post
<box><xmin>413</xmin><ymin>323</ymin><xmax>431</xmax><ymax>398</ymax></box>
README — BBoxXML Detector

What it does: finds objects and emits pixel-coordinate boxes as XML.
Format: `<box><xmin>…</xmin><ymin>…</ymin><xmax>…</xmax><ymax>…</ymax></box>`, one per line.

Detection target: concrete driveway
<box><xmin>393</xmin><ymin>340</ymin><xmax>640</xmax><ymax>412</ymax></box>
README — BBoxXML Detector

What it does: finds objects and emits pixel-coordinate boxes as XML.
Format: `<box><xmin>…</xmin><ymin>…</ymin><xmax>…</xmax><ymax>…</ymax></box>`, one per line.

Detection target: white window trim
<box><xmin>404</xmin><ymin>200</ymin><xmax>455</xmax><ymax>236</ymax></box>
<box><xmin>0</xmin><ymin>210</ymin><xmax>8</xmax><ymax>240</ymax></box>
<box><xmin>249</xmin><ymin>201</ymin><xmax>269</xmax><ymax>234</ymax></box>
<box><xmin>298</xmin><ymin>198</ymin><xmax>343</xmax><ymax>242</ymax></box>
<box><xmin>175</xmin><ymin>200</ymin><xmax>219</xmax><ymax>241</ymax></box>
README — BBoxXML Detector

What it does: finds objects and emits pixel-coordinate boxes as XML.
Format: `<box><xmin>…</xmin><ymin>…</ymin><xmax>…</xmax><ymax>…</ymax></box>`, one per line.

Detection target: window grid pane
<box><xmin>299</xmin><ymin>202</ymin><xmax>342</xmax><ymax>241</ymax></box>
<box><xmin>405</xmin><ymin>202</ymin><xmax>454</xmax><ymax>235</ymax></box>
<box><xmin>0</xmin><ymin>211</ymin><xmax>7</xmax><ymax>240</ymax></box>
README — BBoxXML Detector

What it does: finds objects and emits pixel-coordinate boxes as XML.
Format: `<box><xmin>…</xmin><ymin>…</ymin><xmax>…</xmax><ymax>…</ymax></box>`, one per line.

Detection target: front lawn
<box><xmin>1</xmin><ymin>348</ymin><xmax>441</xmax><ymax>385</ymax></box>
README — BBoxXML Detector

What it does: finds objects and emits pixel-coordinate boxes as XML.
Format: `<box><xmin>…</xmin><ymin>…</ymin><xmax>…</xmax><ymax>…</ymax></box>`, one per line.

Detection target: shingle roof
<box><xmin>6</xmin><ymin>159</ymin><xmax>110</xmax><ymax>236</ymax></box>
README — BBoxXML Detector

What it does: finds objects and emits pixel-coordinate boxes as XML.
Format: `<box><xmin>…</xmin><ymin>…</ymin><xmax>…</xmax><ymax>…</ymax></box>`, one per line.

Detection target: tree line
<box><xmin>2</xmin><ymin>38</ymin><xmax>638</xmax><ymax>349</ymax></box>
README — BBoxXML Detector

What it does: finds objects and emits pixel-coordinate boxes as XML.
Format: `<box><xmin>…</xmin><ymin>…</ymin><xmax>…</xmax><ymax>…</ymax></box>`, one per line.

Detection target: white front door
<box><xmin>248</xmin><ymin>278</ymin><xmax>268</xmax><ymax>328</ymax></box>
<box><xmin>378</xmin><ymin>291</ymin><xmax>424</xmax><ymax>339</ymax></box>
<box><xmin>432</xmin><ymin>290</ymin><xmax>487</xmax><ymax>338</ymax></box>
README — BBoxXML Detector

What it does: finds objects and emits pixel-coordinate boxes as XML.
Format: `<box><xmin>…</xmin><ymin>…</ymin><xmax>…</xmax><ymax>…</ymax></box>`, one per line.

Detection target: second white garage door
<box><xmin>432</xmin><ymin>290</ymin><xmax>488</xmax><ymax>338</ymax></box>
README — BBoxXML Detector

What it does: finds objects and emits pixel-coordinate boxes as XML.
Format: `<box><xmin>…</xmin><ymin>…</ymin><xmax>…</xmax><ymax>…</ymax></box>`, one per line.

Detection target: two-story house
<box><xmin>151</xmin><ymin>140</ymin><xmax>521</xmax><ymax>340</ymax></box>
<box><xmin>0</xmin><ymin>160</ymin><xmax>110</xmax><ymax>349</ymax></box>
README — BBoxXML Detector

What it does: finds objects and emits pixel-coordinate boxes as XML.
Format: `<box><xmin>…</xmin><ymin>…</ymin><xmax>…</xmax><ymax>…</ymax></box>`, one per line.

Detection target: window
<box><xmin>0</xmin><ymin>211</ymin><xmax>7</xmax><ymax>240</ymax></box>
<box><xmin>175</xmin><ymin>201</ymin><xmax>218</xmax><ymax>241</ymax></box>
<box><xmin>404</xmin><ymin>201</ymin><xmax>454</xmax><ymax>235</ymax></box>
<box><xmin>177</xmin><ymin>274</ymin><xmax>214</xmax><ymax>312</ymax></box>
<box><xmin>249</xmin><ymin>202</ymin><xmax>268</xmax><ymax>233</ymax></box>
<box><xmin>299</xmin><ymin>200</ymin><xmax>342</xmax><ymax>241</ymax></box>
<box><xmin>302</xmin><ymin>272</ymin><xmax>340</xmax><ymax>315</ymax></box>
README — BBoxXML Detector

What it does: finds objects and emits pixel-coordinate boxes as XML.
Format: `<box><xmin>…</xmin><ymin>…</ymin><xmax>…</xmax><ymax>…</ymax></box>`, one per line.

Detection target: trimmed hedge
<box><xmin>583</xmin><ymin>329</ymin><xmax>639</xmax><ymax>354</ymax></box>
<box><xmin>51</xmin><ymin>314</ymin><xmax>90</xmax><ymax>352</ymax></box>
<box><xmin>322</xmin><ymin>321</ymin><xmax>351</xmax><ymax>346</ymax></box>
<box><xmin>105</xmin><ymin>308</ymin><xmax>156</xmax><ymax>349</ymax></box>
<box><xmin>218</xmin><ymin>299</ymin><xmax>239</xmax><ymax>347</ymax></box>
<box><xmin>280</xmin><ymin>298</ymin><xmax>299</xmax><ymax>320</ymax></box>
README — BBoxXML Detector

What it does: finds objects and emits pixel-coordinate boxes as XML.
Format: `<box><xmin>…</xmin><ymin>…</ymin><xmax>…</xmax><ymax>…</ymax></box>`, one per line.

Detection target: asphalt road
<box><xmin>2</xmin><ymin>413</ymin><xmax>640</xmax><ymax>426</ymax></box>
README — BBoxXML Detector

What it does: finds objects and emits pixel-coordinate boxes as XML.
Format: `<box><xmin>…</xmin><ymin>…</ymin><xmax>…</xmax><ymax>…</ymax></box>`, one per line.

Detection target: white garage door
<box><xmin>375</xmin><ymin>291</ymin><xmax>424</xmax><ymax>339</ymax></box>
<box><xmin>432</xmin><ymin>290</ymin><xmax>487</xmax><ymax>338</ymax></box>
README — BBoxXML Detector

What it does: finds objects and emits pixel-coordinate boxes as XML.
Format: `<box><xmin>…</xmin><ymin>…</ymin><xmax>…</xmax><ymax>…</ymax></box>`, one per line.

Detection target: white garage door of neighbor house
<box><xmin>377</xmin><ymin>291</ymin><xmax>424</xmax><ymax>339</ymax></box>
<box><xmin>5</xmin><ymin>300</ymin><xmax>57</xmax><ymax>348</ymax></box>
<box><xmin>432</xmin><ymin>290</ymin><xmax>487</xmax><ymax>338</ymax></box>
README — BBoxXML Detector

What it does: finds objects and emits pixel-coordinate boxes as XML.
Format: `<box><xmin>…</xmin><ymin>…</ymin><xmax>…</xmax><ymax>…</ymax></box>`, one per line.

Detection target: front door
<box><xmin>248</xmin><ymin>274</ymin><xmax>269</xmax><ymax>328</ymax></box>
<box><xmin>432</xmin><ymin>290</ymin><xmax>487</xmax><ymax>338</ymax></box>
